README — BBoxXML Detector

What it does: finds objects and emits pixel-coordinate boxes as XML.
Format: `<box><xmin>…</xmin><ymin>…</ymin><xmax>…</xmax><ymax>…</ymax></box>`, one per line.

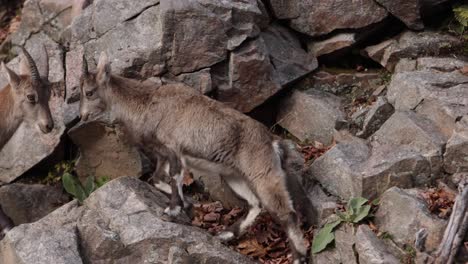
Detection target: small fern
<box><xmin>453</xmin><ymin>5</ymin><xmax>468</xmax><ymax>27</ymax></box>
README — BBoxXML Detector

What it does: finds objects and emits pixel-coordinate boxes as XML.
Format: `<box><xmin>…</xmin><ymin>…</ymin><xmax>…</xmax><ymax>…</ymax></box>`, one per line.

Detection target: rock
<box><xmin>0</xmin><ymin>178</ymin><xmax>254</xmax><ymax>263</ymax></box>
<box><xmin>355</xmin><ymin>225</ymin><xmax>400</xmax><ymax>264</ymax></box>
<box><xmin>0</xmin><ymin>184</ymin><xmax>69</xmax><ymax>225</ymax></box>
<box><xmin>277</xmin><ymin>89</ymin><xmax>345</xmax><ymax>145</ymax></box>
<box><xmin>160</xmin><ymin>0</ymin><xmax>266</xmax><ymax>75</ymax></box>
<box><xmin>72</xmin><ymin>1</ymin><xmax>164</xmax><ymax>77</ymax></box>
<box><xmin>375</xmin><ymin>0</ymin><xmax>423</xmax><ymax>30</ymax></box>
<box><xmin>375</xmin><ymin>187</ymin><xmax>448</xmax><ymax>253</ymax></box>
<box><xmin>80</xmin><ymin>177</ymin><xmax>253</xmax><ymax>263</ymax></box>
<box><xmin>68</xmin><ymin>121</ymin><xmax>143</xmax><ymax>183</ymax></box>
<box><xmin>308</xmin><ymin>33</ymin><xmax>356</xmax><ymax>57</ymax></box>
<box><xmin>268</xmin><ymin>0</ymin><xmax>388</xmax><ymax>37</ymax></box>
<box><xmin>311</xmin><ymin>223</ymin><xmax>358</xmax><ymax>264</ymax></box>
<box><xmin>191</xmin><ymin>171</ymin><xmax>245</xmax><ymax>209</ymax></box>
<box><xmin>215</xmin><ymin>24</ymin><xmax>317</xmax><ymax>112</ymax></box>
<box><xmin>0</xmin><ymin>201</ymin><xmax>85</xmax><ymax>264</ymax></box>
<box><xmin>296</xmin><ymin>70</ymin><xmax>383</xmax><ymax>95</ymax></box>
<box><xmin>0</xmin><ymin>92</ymin><xmax>65</xmax><ymax>184</ymax></box>
<box><xmin>416</xmin><ymin>57</ymin><xmax>467</xmax><ymax>72</ymax></box>
<box><xmin>306</xmin><ymin>184</ymin><xmax>338</xmax><ymax>225</ymax></box>
<box><xmin>363</xmin><ymin>31</ymin><xmax>462</xmax><ymax>71</ymax></box>
<box><xmin>11</xmin><ymin>0</ymin><xmax>75</xmax><ymax>45</ymax></box>
<box><xmin>173</xmin><ymin>68</ymin><xmax>212</xmax><ymax>94</ymax></box>
<box><xmin>310</xmin><ymin>136</ymin><xmax>432</xmax><ymax>200</ymax></box>
<box><xmin>357</xmin><ymin>97</ymin><xmax>395</xmax><ymax>138</ymax></box>
<box><xmin>444</xmin><ymin>118</ymin><xmax>468</xmax><ymax>174</ymax></box>
<box><xmin>372</xmin><ymin>111</ymin><xmax>446</xmax><ymax>173</ymax></box>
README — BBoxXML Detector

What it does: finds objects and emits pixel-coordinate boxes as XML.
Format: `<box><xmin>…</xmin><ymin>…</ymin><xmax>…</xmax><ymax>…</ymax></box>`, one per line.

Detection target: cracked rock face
<box><xmin>0</xmin><ymin>177</ymin><xmax>254</xmax><ymax>264</ymax></box>
<box><xmin>268</xmin><ymin>0</ymin><xmax>388</xmax><ymax>36</ymax></box>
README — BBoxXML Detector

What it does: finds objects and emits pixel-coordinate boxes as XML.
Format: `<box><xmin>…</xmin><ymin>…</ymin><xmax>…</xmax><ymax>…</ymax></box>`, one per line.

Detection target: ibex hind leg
<box><xmin>253</xmin><ymin>172</ymin><xmax>308</xmax><ymax>264</ymax></box>
<box><xmin>217</xmin><ymin>174</ymin><xmax>261</xmax><ymax>242</ymax></box>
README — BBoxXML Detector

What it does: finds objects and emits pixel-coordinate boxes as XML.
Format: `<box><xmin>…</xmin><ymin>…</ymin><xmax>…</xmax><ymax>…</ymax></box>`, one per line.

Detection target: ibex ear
<box><xmin>96</xmin><ymin>51</ymin><xmax>111</xmax><ymax>86</ymax></box>
<box><xmin>1</xmin><ymin>62</ymin><xmax>20</xmax><ymax>89</ymax></box>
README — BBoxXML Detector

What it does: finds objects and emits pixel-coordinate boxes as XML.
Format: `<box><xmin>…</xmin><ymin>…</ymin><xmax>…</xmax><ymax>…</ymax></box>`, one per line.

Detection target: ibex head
<box><xmin>1</xmin><ymin>46</ymin><xmax>53</xmax><ymax>133</ymax></box>
<box><xmin>79</xmin><ymin>52</ymin><xmax>109</xmax><ymax>121</ymax></box>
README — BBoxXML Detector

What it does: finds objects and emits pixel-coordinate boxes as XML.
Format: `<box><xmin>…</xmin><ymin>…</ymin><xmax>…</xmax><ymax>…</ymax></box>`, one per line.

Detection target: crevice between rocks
<box><xmin>124</xmin><ymin>3</ymin><xmax>160</xmax><ymax>23</ymax></box>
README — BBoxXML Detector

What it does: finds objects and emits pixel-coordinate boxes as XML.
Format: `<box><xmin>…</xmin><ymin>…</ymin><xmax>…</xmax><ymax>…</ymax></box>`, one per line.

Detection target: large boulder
<box><xmin>0</xmin><ymin>184</ymin><xmax>69</xmax><ymax>225</ymax></box>
<box><xmin>363</xmin><ymin>31</ymin><xmax>462</xmax><ymax>71</ymax></box>
<box><xmin>355</xmin><ymin>225</ymin><xmax>400</xmax><ymax>264</ymax></box>
<box><xmin>68</xmin><ymin>121</ymin><xmax>143</xmax><ymax>183</ymax></box>
<box><xmin>214</xmin><ymin>24</ymin><xmax>317</xmax><ymax>112</ymax></box>
<box><xmin>309</xmin><ymin>137</ymin><xmax>432</xmax><ymax>200</ymax></box>
<box><xmin>0</xmin><ymin>177</ymin><xmax>255</xmax><ymax>264</ymax></box>
<box><xmin>375</xmin><ymin>187</ymin><xmax>448</xmax><ymax>253</ymax></box>
<box><xmin>267</xmin><ymin>0</ymin><xmax>388</xmax><ymax>37</ymax></box>
<box><xmin>372</xmin><ymin>111</ymin><xmax>446</xmax><ymax>174</ymax></box>
<box><xmin>277</xmin><ymin>89</ymin><xmax>345</xmax><ymax>145</ymax></box>
<box><xmin>444</xmin><ymin>116</ymin><xmax>468</xmax><ymax>174</ymax></box>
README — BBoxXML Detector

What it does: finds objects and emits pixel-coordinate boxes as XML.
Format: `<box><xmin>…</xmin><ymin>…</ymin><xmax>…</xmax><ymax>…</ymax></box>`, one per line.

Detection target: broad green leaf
<box><xmin>312</xmin><ymin>220</ymin><xmax>342</xmax><ymax>254</ymax></box>
<box><xmin>352</xmin><ymin>205</ymin><xmax>371</xmax><ymax>223</ymax></box>
<box><xmin>371</xmin><ymin>198</ymin><xmax>380</xmax><ymax>206</ymax></box>
<box><xmin>62</xmin><ymin>173</ymin><xmax>87</xmax><ymax>203</ymax></box>
<box><xmin>336</xmin><ymin>211</ymin><xmax>350</xmax><ymax>222</ymax></box>
<box><xmin>84</xmin><ymin>175</ymin><xmax>96</xmax><ymax>196</ymax></box>
<box><xmin>96</xmin><ymin>176</ymin><xmax>110</xmax><ymax>188</ymax></box>
<box><xmin>347</xmin><ymin>197</ymin><xmax>368</xmax><ymax>215</ymax></box>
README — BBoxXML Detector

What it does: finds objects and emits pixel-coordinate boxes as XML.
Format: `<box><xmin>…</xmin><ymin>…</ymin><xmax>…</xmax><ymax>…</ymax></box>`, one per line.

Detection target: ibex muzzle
<box><xmin>79</xmin><ymin>52</ymin><xmax>309</xmax><ymax>264</ymax></box>
<box><xmin>0</xmin><ymin>46</ymin><xmax>53</xmax><ymax>148</ymax></box>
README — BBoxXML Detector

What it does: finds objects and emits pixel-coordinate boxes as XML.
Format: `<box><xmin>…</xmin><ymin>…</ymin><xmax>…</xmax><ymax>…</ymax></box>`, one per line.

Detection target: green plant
<box><xmin>42</xmin><ymin>160</ymin><xmax>76</xmax><ymax>185</ymax></box>
<box><xmin>62</xmin><ymin>174</ymin><xmax>110</xmax><ymax>204</ymax></box>
<box><xmin>448</xmin><ymin>4</ymin><xmax>468</xmax><ymax>36</ymax></box>
<box><xmin>311</xmin><ymin>197</ymin><xmax>374</xmax><ymax>254</ymax></box>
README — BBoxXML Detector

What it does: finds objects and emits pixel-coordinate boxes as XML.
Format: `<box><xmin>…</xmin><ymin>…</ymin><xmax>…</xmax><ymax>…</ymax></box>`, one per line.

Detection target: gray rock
<box><xmin>160</xmin><ymin>0</ymin><xmax>266</xmax><ymax>75</ymax></box>
<box><xmin>363</xmin><ymin>31</ymin><xmax>462</xmax><ymax>71</ymax></box>
<box><xmin>0</xmin><ymin>184</ymin><xmax>69</xmax><ymax>225</ymax></box>
<box><xmin>0</xmin><ymin>201</ymin><xmax>85</xmax><ymax>264</ymax></box>
<box><xmin>357</xmin><ymin>97</ymin><xmax>395</xmax><ymax>138</ymax></box>
<box><xmin>173</xmin><ymin>68</ymin><xmax>213</xmax><ymax>94</ymax></box>
<box><xmin>310</xmin><ymin>136</ymin><xmax>432</xmax><ymax>200</ymax></box>
<box><xmin>80</xmin><ymin>177</ymin><xmax>253</xmax><ymax>263</ymax></box>
<box><xmin>308</xmin><ymin>33</ymin><xmax>356</xmax><ymax>57</ymax></box>
<box><xmin>416</xmin><ymin>57</ymin><xmax>467</xmax><ymax>72</ymax></box>
<box><xmin>372</xmin><ymin>111</ymin><xmax>446</xmax><ymax>173</ymax></box>
<box><xmin>444</xmin><ymin>118</ymin><xmax>468</xmax><ymax>174</ymax></box>
<box><xmin>295</xmin><ymin>70</ymin><xmax>383</xmax><ymax>95</ymax></box>
<box><xmin>355</xmin><ymin>225</ymin><xmax>400</xmax><ymax>264</ymax></box>
<box><xmin>306</xmin><ymin>184</ymin><xmax>338</xmax><ymax>225</ymax></box>
<box><xmin>0</xmin><ymin>92</ymin><xmax>65</xmax><ymax>184</ymax></box>
<box><xmin>0</xmin><ymin>178</ymin><xmax>255</xmax><ymax>264</ymax></box>
<box><xmin>375</xmin><ymin>0</ymin><xmax>424</xmax><ymax>30</ymax></box>
<box><xmin>268</xmin><ymin>0</ymin><xmax>388</xmax><ymax>37</ymax></box>
<box><xmin>72</xmin><ymin>2</ymin><xmax>165</xmax><ymax>77</ymax></box>
<box><xmin>388</xmin><ymin>71</ymin><xmax>468</xmax><ymax>110</ymax></box>
<box><xmin>311</xmin><ymin>223</ymin><xmax>358</xmax><ymax>264</ymax></box>
<box><xmin>375</xmin><ymin>187</ymin><xmax>447</xmax><ymax>253</ymax></box>
<box><xmin>68</xmin><ymin>121</ymin><xmax>143</xmax><ymax>183</ymax></box>
<box><xmin>277</xmin><ymin>89</ymin><xmax>345</xmax><ymax>145</ymax></box>
<box><xmin>11</xmin><ymin>0</ymin><xmax>75</xmax><ymax>45</ymax></box>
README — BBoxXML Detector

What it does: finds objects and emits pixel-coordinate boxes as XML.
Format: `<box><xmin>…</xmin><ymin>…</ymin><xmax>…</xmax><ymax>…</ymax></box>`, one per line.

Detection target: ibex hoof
<box><xmin>164</xmin><ymin>206</ymin><xmax>181</xmax><ymax>217</ymax></box>
<box><xmin>216</xmin><ymin>231</ymin><xmax>235</xmax><ymax>242</ymax></box>
<box><xmin>292</xmin><ymin>256</ymin><xmax>307</xmax><ymax>264</ymax></box>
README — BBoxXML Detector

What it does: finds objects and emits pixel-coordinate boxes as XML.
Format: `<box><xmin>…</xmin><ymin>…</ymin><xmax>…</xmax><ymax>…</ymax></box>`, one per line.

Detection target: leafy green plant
<box><xmin>448</xmin><ymin>4</ymin><xmax>468</xmax><ymax>36</ymax></box>
<box><xmin>311</xmin><ymin>197</ymin><xmax>374</xmax><ymax>254</ymax></box>
<box><xmin>42</xmin><ymin>160</ymin><xmax>76</xmax><ymax>185</ymax></box>
<box><xmin>62</xmin><ymin>174</ymin><xmax>109</xmax><ymax>204</ymax></box>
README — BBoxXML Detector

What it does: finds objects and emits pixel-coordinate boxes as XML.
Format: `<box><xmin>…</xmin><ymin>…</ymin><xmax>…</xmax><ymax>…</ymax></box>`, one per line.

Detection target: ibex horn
<box><xmin>18</xmin><ymin>46</ymin><xmax>40</xmax><ymax>83</ymax></box>
<box><xmin>82</xmin><ymin>54</ymin><xmax>88</xmax><ymax>75</ymax></box>
<box><xmin>41</xmin><ymin>44</ymin><xmax>49</xmax><ymax>79</ymax></box>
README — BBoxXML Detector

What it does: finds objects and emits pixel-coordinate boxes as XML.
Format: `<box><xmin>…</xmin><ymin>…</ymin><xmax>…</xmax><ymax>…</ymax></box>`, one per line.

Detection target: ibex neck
<box><xmin>0</xmin><ymin>85</ymin><xmax>21</xmax><ymax>149</ymax></box>
<box><xmin>104</xmin><ymin>75</ymin><xmax>157</xmax><ymax>132</ymax></box>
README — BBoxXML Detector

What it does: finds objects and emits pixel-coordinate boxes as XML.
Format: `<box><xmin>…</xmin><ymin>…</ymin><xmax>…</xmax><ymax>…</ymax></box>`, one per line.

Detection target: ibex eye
<box><xmin>27</xmin><ymin>94</ymin><xmax>35</xmax><ymax>103</ymax></box>
<box><xmin>85</xmin><ymin>91</ymin><xmax>93</xmax><ymax>97</ymax></box>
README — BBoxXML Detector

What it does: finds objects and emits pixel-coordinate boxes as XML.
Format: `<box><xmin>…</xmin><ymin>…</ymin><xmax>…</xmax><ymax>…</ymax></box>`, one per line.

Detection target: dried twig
<box><xmin>434</xmin><ymin>184</ymin><xmax>468</xmax><ymax>264</ymax></box>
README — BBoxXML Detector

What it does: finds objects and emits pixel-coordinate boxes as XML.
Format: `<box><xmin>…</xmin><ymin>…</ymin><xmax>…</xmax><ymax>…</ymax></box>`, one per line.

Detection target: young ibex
<box><xmin>0</xmin><ymin>46</ymin><xmax>53</xmax><ymax>237</ymax></box>
<box><xmin>79</xmin><ymin>52</ymin><xmax>309</xmax><ymax>263</ymax></box>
